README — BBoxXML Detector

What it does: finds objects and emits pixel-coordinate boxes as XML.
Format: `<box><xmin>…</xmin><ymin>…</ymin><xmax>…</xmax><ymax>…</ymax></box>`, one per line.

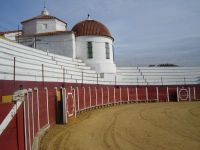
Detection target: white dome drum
<box><xmin>72</xmin><ymin>19</ymin><xmax>116</xmax><ymax>74</ymax></box>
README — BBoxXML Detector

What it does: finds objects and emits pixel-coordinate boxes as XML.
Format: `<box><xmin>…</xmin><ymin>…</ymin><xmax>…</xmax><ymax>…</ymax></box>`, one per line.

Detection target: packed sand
<box><xmin>40</xmin><ymin>102</ymin><xmax>200</xmax><ymax>150</ymax></box>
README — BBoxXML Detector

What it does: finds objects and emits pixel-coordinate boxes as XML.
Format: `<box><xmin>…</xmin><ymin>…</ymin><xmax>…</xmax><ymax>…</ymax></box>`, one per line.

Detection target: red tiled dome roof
<box><xmin>72</xmin><ymin>20</ymin><xmax>113</xmax><ymax>39</ymax></box>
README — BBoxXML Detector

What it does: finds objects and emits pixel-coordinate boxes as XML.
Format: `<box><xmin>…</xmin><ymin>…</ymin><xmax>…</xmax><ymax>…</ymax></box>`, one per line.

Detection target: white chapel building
<box><xmin>13</xmin><ymin>7</ymin><xmax>117</xmax><ymax>74</ymax></box>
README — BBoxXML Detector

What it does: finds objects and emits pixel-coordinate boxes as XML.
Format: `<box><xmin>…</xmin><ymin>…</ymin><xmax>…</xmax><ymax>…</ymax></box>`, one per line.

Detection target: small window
<box><xmin>87</xmin><ymin>42</ymin><xmax>93</xmax><ymax>58</ymax></box>
<box><xmin>42</xmin><ymin>24</ymin><xmax>48</xmax><ymax>30</ymax></box>
<box><xmin>105</xmin><ymin>42</ymin><xmax>110</xmax><ymax>59</ymax></box>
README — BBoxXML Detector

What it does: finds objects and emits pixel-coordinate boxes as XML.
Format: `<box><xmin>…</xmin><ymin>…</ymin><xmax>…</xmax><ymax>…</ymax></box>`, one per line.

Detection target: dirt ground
<box><xmin>40</xmin><ymin>102</ymin><xmax>200</xmax><ymax>150</ymax></box>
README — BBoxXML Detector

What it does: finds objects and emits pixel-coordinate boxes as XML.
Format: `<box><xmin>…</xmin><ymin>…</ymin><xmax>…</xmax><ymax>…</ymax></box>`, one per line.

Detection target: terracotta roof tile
<box><xmin>72</xmin><ymin>20</ymin><xmax>113</xmax><ymax>40</ymax></box>
<box><xmin>21</xmin><ymin>31</ymin><xmax>72</xmax><ymax>37</ymax></box>
<box><xmin>21</xmin><ymin>15</ymin><xmax>67</xmax><ymax>24</ymax></box>
<box><xmin>0</xmin><ymin>30</ymin><xmax>22</xmax><ymax>35</ymax></box>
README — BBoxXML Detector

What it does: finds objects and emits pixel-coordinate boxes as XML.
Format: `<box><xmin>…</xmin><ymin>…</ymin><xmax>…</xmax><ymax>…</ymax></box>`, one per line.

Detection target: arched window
<box><xmin>105</xmin><ymin>42</ymin><xmax>110</xmax><ymax>59</ymax></box>
<box><xmin>87</xmin><ymin>41</ymin><xmax>93</xmax><ymax>58</ymax></box>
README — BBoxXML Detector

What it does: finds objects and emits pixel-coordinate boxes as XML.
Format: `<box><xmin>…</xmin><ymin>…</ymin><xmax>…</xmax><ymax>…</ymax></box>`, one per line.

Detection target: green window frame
<box><xmin>87</xmin><ymin>41</ymin><xmax>93</xmax><ymax>59</ymax></box>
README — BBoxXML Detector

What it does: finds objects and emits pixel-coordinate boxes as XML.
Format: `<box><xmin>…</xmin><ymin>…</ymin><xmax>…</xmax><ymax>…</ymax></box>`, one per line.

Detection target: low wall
<box><xmin>0</xmin><ymin>79</ymin><xmax>200</xmax><ymax>150</ymax></box>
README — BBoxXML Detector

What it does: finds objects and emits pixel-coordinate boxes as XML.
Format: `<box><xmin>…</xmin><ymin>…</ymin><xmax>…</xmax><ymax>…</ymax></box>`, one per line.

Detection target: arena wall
<box><xmin>0</xmin><ymin>79</ymin><xmax>200</xmax><ymax>150</ymax></box>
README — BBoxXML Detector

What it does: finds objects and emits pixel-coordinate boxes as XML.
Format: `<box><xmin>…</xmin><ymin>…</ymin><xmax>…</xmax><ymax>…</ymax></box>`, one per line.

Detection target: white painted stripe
<box><xmin>176</xmin><ymin>87</ymin><xmax>179</xmax><ymax>102</ymax></box>
<box><xmin>107</xmin><ymin>87</ymin><xmax>109</xmax><ymax>104</ymax></box>
<box><xmin>146</xmin><ymin>87</ymin><xmax>148</xmax><ymax>102</ymax></box>
<box><xmin>120</xmin><ymin>87</ymin><xmax>122</xmax><ymax>102</ymax></box>
<box><xmin>44</xmin><ymin>87</ymin><xmax>50</xmax><ymax>124</ymax></box>
<box><xmin>167</xmin><ymin>87</ymin><xmax>169</xmax><ymax>102</ymax></box>
<box><xmin>101</xmin><ymin>87</ymin><xmax>103</xmax><ymax>105</ymax></box>
<box><xmin>27</xmin><ymin>93</ymin><xmax>32</xmax><ymax>150</ymax></box>
<box><xmin>0</xmin><ymin>101</ymin><xmax>23</xmax><ymax>135</ymax></box>
<box><xmin>114</xmin><ymin>88</ymin><xmax>116</xmax><ymax>103</ymax></box>
<box><xmin>95</xmin><ymin>87</ymin><xmax>97</xmax><ymax>106</ymax></box>
<box><xmin>66</xmin><ymin>93</ymin><xmax>74</xmax><ymax>117</ymax></box>
<box><xmin>136</xmin><ymin>87</ymin><xmax>138</xmax><ymax>102</ymax></box>
<box><xmin>72</xmin><ymin>89</ymin><xmax>77</xmax><ymax>118</ymax></box>
<box><xmin>127</xmin><ymin>87</ymin><xmax>130</xmax><ymax>102</ymax></box>
<box><xmin>89</xmin><ymin>87</ymin><xmax>91</xmax><ymax>107</ymax></box>
<box><xmin>76</xmin><ymin>87</ymin><xmax>80</xmax><ymax>111</ymax></box>
<box><xmin>34</xmin><ymin>88</ymin><xmax>40</xmax><ymax>131</ymax></box>
<box><xmin>83</xmin><ymin>87</ymin><xmax>86</xmax><ymax>108</ymax></box>
<box><xmin>156</xmin><ymin>87</ymin><xmax>159</xmax><ymax>102</ymax></box>
<box><xmin>30</xmin><ymin>89</ymin><xmax>35</xmax><ymax>139</ymax></box>
<box><xmin>23</xmin><ymin>100</ymin><xmax>28</xmax><ymax>150</ymax></box>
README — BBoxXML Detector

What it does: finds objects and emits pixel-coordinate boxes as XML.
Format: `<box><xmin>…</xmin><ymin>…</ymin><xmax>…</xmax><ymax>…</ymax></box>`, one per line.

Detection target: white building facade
<box><xmin>72</xmin><ymin>19</ymin><xmax>116</xmax><ymax>73</ymax></box>
<box><xmin>1</xmin><ymin>8</ymin><xmax>117</xmax><ymax>74</ymax></box>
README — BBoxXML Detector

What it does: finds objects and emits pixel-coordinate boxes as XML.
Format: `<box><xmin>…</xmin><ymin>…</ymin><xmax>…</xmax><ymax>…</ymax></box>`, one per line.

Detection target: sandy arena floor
<box><xmin>40</xmin><ymin>102</ymin><xmax>200</xmax><ymax>150</ymax></box>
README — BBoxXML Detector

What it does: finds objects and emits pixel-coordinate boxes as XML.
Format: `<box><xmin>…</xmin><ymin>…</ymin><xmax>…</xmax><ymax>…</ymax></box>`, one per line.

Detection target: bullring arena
<box><xmin>40</xmin><ymin>102</ymin><xmax>200</xmax><ymax>150</ymax></box>
<box><xmin>0</xmin><ymin>6</ymin><xmax>200</xmax><ymax>150</ymax></box>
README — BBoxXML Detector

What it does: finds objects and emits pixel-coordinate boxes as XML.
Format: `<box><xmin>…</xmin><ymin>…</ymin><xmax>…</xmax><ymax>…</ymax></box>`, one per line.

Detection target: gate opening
<box><xmin>55</xmin><ymin>89</ymin><xmax>63</xmax><ymax>124</ymax></box>
<box><xmin>169</xmin><ymin>92</ymin><xmax>177</xmax><ymax>102</ymax></box>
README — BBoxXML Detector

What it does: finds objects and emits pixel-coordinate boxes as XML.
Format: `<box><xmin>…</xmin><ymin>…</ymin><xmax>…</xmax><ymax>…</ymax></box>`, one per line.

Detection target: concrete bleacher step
<box><xmin>117</xmin><ymin>70</ymin><xmax>140</xmax><ymax>73</ymax></box>
<box><xmin>48</xmin><ymin>53</ymin><xmax>83</xmax><ymax>63</ymax></box>
<box><xmin>117</xmin><ymin>67</ymin><xmax>139</xmax><ymax>70</ymax></box>
<box><xmin>116</xmin><ymin>72</ymin><xmax>142</xmax><ymax>76</ymax></box>
<box><xmin>56</xmin><ymin>61</ymin><xmax>91</xmax><ymax>71</ymax></box>
<box><xmin>141</xmin><ymin>70</ymin><xmax>200</xmax><ymax>74</ymax></box>
<box><xmin>138</xmin><ymin>67</ymin><xmax>200</xmax><ymax>70</ymax></box>
<box><xmin>54</xmin><ymin>57</ymin><xmax>85</xmax><ymax>66</ymax></box>
<box><xmin>0</xmin><ymin>50</ymin><xmax>59</xmax><ymax>68</ymax></box>
<box><xmin>140</xmin><ymin>70</ymin><xmax>200</xmax><ymax>73</ymax></box>
<box><xmin>0</xmin><ymin>39</ymin><xmax>92</xmax><ymax>70</ymax></box>
<box><xmin>1</xmin><ymin>38</ymin><xmax>200</xmax><ymax>85</ymax></box>
<box><xmin>0</xmin><ymin>40</ymin><xmax>52</xmax><ymax>59</ymax></box>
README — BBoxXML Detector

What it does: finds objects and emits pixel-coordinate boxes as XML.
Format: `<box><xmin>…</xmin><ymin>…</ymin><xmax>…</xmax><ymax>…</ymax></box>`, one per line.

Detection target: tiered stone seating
<box><xmin>0</xmin><ymin>38</ymin><xmax>98</xmax><ymax>83</ymax></box>
<box><xmin>115</xmin><ymin>67</ymin><xmax>200</xmax><ymax>85</ymax></box>
<box><xmin>1</xmin><ymin>38</ymin><xmax>199</xmax><ymax>86</ymax></box>
<box><xmin>139</xmin><ymin>67</ymin><xmax>200</xmax><ymax>85</ymax></box>
<box><xmin>116</xmin><ymin>67</ymin><xmax>146</xmax><ymax>85</ymax></box>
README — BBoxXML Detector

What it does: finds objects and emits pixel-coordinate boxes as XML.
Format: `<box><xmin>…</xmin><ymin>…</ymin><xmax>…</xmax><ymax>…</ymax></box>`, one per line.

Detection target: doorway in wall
<box><xmin>55</xmin><ymin>89</ymin><xmax>63</xmax><ymax>124</ymax></box>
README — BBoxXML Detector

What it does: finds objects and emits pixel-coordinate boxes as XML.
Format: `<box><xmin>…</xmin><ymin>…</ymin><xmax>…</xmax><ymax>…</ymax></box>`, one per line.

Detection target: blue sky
<box><xmin>0</xmin><ymin>0</ymin><xmax>200</xmax><ymax>66</ymax></box>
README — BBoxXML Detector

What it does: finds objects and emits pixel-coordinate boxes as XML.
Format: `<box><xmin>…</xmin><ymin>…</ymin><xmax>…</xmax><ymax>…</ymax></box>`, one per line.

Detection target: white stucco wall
<box><xmin>20</xmin><ymin>32</ymin><xmax>75</xmax><ymax>58</ymax></box>
<box><xmin>22</xmin><ymin>19</ymin><xmax>66</xmax><ymax>35</ymax></box>
<box><xmin>4</xmin><ymin>32</ymin><xmax>21</xmax><ymax>41</ymax></box>
<box><xmin>75</xmin><ymin>36</ymin><xmax>116</xmax><ymax>73</ymax></box>
<box><xmin>36</xmin><ymin>19</ymin><xmax>56</xmax><ymax>33</ymax></box>
<box><xmin>22</xmin><ymin>20</ymin><xmax>37</xmax><ymax>35</ymax></box>
<box><xmin>55</xmin><ymin>20</ymin><xmax>67</xmax><ymax>31</ymax></box>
